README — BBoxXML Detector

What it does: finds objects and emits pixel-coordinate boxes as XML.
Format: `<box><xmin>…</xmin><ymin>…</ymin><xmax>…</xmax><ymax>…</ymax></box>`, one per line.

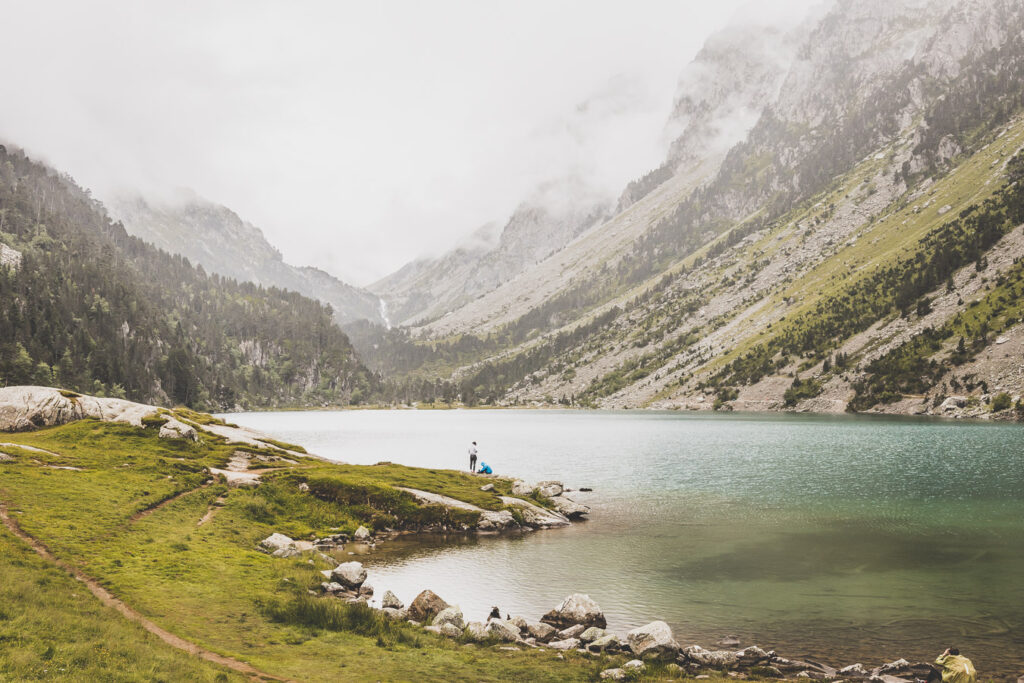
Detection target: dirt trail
<box><xmin>0</xmin><ymin>500</ymin><xmax>289</xmax><ymax>682</ymax></box>
<box><xmin>130</xmin><ymin>483</ymin><xmax>212</xmax><ymax>522</ymax></box>
<box><xmin>198</xmin><ymin>495</ymin><xmax>228</xmax><ymax>527</ymax></box>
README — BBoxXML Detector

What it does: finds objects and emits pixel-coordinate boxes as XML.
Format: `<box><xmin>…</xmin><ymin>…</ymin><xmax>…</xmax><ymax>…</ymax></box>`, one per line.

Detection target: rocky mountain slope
<box><xmin>108</xmin><ymin>192</ymin><xmax>386</xmax><ymax>326</ymax></box>
<box><xmin>370</xmin><ymin>0</ymin><xmax>1024</xmax><ymax>419</ymax></box>
<box><xmin>371</xmin><ymin>174</ymin><xmax>611</xmax><ymax>327</ymax></box>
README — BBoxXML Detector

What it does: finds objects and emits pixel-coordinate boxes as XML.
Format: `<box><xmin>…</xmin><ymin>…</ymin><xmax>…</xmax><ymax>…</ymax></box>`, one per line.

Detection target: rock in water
<box><xmin>330</xmin><ymin>561</ymin><xmax>367</xmax><ymax>589</ymax></box>
<box><xmin>407</xmin><ymin>590</ymin><xmax>449</xmax><ymax>622</ymax></box>
<box><xmin>627</xmin><ymin>620</ymin><xmax>681</xmax><ymax>660</ymax></box>
<box><xmin>353</xmin><ymin>525</ymin><xmax>372</xmax><ymax>541</ymax></box>
<box><xmin>550</xmin><ymin>495</ymin><xmax>590</xmax><ymax>519</ymax></box>
<box><xmin>541</xmin><ymin>593</ymin><xmax>607</xmax><ymax>629</ymax></box>
<box><xmin>535</xmin><ymin>481</ymin><xmax>564</xmax><ymax>497</ymax></box>
<box><xmin>381</xmin><ymin>590</ymin><xmax>404</xmax><ymax>610</ymax></box>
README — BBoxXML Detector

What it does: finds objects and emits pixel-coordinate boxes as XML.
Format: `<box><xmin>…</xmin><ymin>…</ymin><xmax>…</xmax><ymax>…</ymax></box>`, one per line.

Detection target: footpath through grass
<box><xmin>0</xmin><ymin>420</ymin><xmax>653</xmax><ymax>682</ymax></box>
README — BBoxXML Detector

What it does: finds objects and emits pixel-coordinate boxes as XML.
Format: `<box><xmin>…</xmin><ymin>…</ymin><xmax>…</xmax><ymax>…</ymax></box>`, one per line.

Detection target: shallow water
<box><xmin>222</xmin><ymin>409</ymin><xmax>1024</xmax><ymax>675</ymax></box>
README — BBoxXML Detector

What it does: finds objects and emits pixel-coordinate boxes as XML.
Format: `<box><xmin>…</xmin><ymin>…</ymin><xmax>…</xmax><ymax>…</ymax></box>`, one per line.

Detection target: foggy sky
<box><xmin>0</xmin><ymin>1</ymin><xmax>817</xmax><ymax>286</ymax></box>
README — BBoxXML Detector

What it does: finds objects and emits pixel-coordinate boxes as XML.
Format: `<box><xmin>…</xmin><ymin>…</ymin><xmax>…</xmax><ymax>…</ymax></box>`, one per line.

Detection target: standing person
<box><xmin>468</xmin><ymin>441</ymin><xmax>478</xmax><ymax>473</ymax></box>
<box><xmin>930</xmin><ymin>647</ymin><xmax>976</xmax><ymax>683</ymax></box>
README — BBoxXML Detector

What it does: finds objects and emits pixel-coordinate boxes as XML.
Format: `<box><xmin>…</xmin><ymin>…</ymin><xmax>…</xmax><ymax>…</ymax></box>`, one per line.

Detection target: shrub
<box><xmin>991</xmin><ymin>392</ymin><xmax>1012</xmax><ymax>412</ymax></box>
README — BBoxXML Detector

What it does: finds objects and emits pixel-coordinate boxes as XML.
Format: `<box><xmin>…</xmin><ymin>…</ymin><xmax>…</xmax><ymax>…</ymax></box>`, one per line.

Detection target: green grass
<box><xmin>0</xmin><ymin>526</ymin><xmax>242</xmax><ymax>682</ymax></box>
<box><xmin>0</xmin><ymin>419</ymin><xmax>657</xmax><ymax>681</ymax></box>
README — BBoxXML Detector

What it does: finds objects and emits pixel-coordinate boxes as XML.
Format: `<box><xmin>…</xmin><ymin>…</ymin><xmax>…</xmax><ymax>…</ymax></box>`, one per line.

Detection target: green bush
<box><xmin>991</xmin><ymin>392</ymin><xmax>1012</xmax><ymax>412</ymax></box>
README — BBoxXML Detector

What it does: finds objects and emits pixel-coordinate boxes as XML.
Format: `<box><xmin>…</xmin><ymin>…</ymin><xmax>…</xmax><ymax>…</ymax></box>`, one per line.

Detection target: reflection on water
<box><xmin>222</xmin><ymin>410</ymin><xmax>1024</xmax><ymax>675</ymax></box>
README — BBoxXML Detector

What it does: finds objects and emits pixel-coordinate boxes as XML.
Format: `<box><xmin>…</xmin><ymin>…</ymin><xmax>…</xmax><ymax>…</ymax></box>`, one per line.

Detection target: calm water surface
<box><xmin>222</xmin><ymin>409</ymin><xmax>1024</xmax><ymax>675</ymax></box>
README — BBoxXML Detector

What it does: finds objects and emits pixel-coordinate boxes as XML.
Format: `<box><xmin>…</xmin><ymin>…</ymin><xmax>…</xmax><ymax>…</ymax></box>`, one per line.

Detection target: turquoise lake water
<box><xmin>221</xmin><ymin>409</ymin><xmax>1024</xmax><ymax>675</ymax></box>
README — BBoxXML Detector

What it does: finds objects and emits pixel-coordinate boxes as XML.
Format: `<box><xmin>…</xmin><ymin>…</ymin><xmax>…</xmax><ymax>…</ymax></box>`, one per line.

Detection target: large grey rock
<box><xmin>541</xmin><ymin>593</ymin><xmax>607</xmax><ymax>629</ymax></box>
<box><xmin>159</xmin><ymin>418</ymin><xmax>198</xmax><ymax>441</ymax></box>
<box><xmin>511</xmin><ymin>480</ymin><xmax>533</xmax><ymax>496</ymax></box>
<box><xmin>737</xmin><ymin>645</ymin><xmax>770</xmax><ymax>664</ymax></box>
<box><xmin>587</xmin><ymin>634</ymin><xmax>621</xmax><ymax>652</ymax></box>
<box><xmin>0</xmin><ymin>386</ymin><xmax>158</xmax><ymax>432</ymax></box>
<box><xmin>433</xmin><ymin>605</ymin><xmax>465</xmax><ymax>630</ymax></box>
<box><xmin>381</xmin><ymin>590</ymin><xmax>404</xmax><ymax>609</ymax></box>
<box><xmin>547</xmin><ymin>637</ymin><xmax>581</xmax><ymax>650</ymax></box>
<box><xmin>486</xmin><ymin>618</ymin><xmax>521</xmax><ymax>642</ymax></box>
<box><xmin>260</xmin><ymin>533</ymin><xmax>295</xmax><ymax>553</ymax></box>
<box><xmin>558</xmin><ymin>624</ymin><xmax>586</xmax><ymax>639</ymax></box>
<box><xmin>526</xmin><ymin>621</ymin><xmax>557</xmax><ymax>642</ymax></box>
<box><xmin>507</xmin><ymin>615</ymin><xmax>529</xmax><ymax>632</ymax></box>
<box><xmin>840</xmin><ymin>664</ymin><xmax>869</xmax><ymax>676</ymax></box>
<box><xmin>685</xmin><ymin>644</ymin><xmax>740</xmax><ymax>668</ymax></box>
<box><xmin>579</xmin><ymin>626</ymin><xmax>606</xmax><ymax>643</ymax></box>
<box><xmin>876</xmin><ymin>659</ymin><xmax>911</xmax><ymax>675</ymax></box>
<box><xmin>551</xmin><ymin>495</ymin><xmax>590</xmax><ymax>519</ymax></box>
<box><xmin>479</xmin><ymin>483</ymin><xmax>495</xmax><ymax>492</ymax></box>
<box><xmin>439</xmin><ymin>623</ymin><xmax>463</xmax><ymax>638</ymax></box>
<box><xmin>623</xmin><ymin>660</ymin><xmax>645</xmax><ymax>671</ymax></box>
<box><xmin>465</xmin><ymin>621</ymin><xmax>489</xmax><ymax>642</ymax></box>
<box><xmin>477</xmin><ymin>509</ymin><xmax>518</xmax><ymax>531</ymax></box>
<box><xmin>330</xmin><ymin>561</ymin><xmax>367</xmax><ymax>589</ymax></box>
<box><xmin>353</xmin><ymin>525</ymin><xmax>372</xmax><ymax>541</ymax></box>
<box><xmin>407</xmin><ymin>590</ymin><xmax>449</xmax><ymax>623</ymax></box>
<box><xmin>627</xmin><ymin>620</ymin><xmax>680</xmax><ymax>660</ymax></box>
<box><xmin>535</xmin><ymin>481</ymin><xmax>563</xmax><ymax>498</ymax></box>
<box><xmin>599</xmin><ymin>669</ymin><xmax>627</xmax><ymax>681</ymax></box>
<box><xmin>381</xmin><ymin>607</ymin><xmax>407</xmax><ymax>621</ymax></box>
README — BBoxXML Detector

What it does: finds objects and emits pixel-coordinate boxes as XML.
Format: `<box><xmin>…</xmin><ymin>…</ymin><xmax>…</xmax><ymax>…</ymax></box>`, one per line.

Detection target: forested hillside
<box><xmin>0</xmin><ymin>145</ymin><xmax>379</xmax><ymax>410</ymax></box>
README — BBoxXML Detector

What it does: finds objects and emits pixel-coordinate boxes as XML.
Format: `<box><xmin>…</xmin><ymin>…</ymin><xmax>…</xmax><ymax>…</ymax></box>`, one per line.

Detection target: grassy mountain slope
<box><xmin>0</xmin><ymin>146</ymin><xmax>378</xmax><ymax>410</ymax></box>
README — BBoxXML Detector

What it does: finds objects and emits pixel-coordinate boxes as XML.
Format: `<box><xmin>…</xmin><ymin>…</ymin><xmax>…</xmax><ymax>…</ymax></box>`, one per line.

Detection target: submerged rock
<box><xmin>627</xmin><ymin>620</ymin><xmax>680</xmax><ymax>660</ymax></box>
<box><xmin>541</xmin><ymin>593</ymin><xmax>607</xmax><ymax>629</ymax></box>
<box><xmin>407</xmin><ymin>590</ymin><xmax>448</xmax><ymax>623</ymax></box>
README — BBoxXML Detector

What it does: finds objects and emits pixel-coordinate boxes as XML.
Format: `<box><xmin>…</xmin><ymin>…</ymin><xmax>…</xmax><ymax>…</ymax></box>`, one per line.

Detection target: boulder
<box><xmin>259</xmin><ymin>533</ymin><xmax>295</xmax><ymax>553</ymax></box>
<box><xmin>876</xmin><ymin>659</ymin><xmax>911</xmax><ymax>675</ymax></box>
<box><xmin>736</xmin><ymin>646</ymin><xmax>770</xmax><ymax>664</ymax></box>
<box><xmin>546</xmin><ymin>637</ymin><xmax>581</xmax><ymax>651</ymax></box>
<box><xmin>550</xmin><ymin>496</ymin><xmax>590</xmax><ymax>519</ymax></box>
<box><xmin>159</xmin><ymin>418</ymin><xmax>198</xmax><ymax>441</ymax></box>
<box><xmin>479</xmin><ymin>483</ymin><xmax>495</xmax><ymax>492</ymax></box>
<box><xmin>380</xmin><ymin>607</ymin><xmax>407</xmax><ymax>621</ymax></box>
<box><xmin>511</xmin><ymin>480</ymin><xmax>533</xmax><ymax>497</ymax></box>
<box><xmin>685</xmin><ymin>645</ymin><xmax>739</xmax><ymax>668</ymax></box>
<box><xmin>433</xmin><ymin>606</ymin><xmax>465</xmax><ymax>630</ymax></box>
<box><xmin>535</xmin><ymin>481</ymin><xmax>563</xmax><ymax>498</ymax></box>
<box><xmin>579</xmin><ymin>626</ymin><xmax>607</xmax><ymax>643</ymax></box>
<box><xmin>464</xmin><ymin>621</ymin><xmax>488</xmax><ymax>642</ymax></box>
<box><xmin>600</xmin><ymin>669</ymin><xmax>627</xmax><ymax>681</ymax></box>
<box><xmin>477</xmin><ymin>510</ymin><xmax>518</xmax><ymax>531</ymax></box>
<box><xmin>839</xmin><ymin>664</ymin><xmax>868</xmax><ymax>676</ymax></box>
<box><xmin>320</xmin><ymin>582</ymin><xmax>344</xmax><ymax>594</ymax></box>
<box><xmin>624</xmin><ymin>660</ymin><xmax>645</xmax><ymax>671</ymax></box>
<box><xmin>423</xmin><ymin>625</ymin><xmax>443</xmax><ymax>635</ymax></box>
<box><xmin>330</xmin><ymin>561</ymin><xmax>367</xmax><ymax>589</ymax></box>
<box><xmin>627</xmin><ymin>620</ymin><xmax>680</xmax><ymax>661</ymax></box>
<box><xmin>381</xmin><ymin>590</ymin><xmax>404</xmax><ymax>610</ymax></box>
<box><xmin>358</xmin><ymin>583</ymin><xmax>374</xmax><ymax>596</ymax></box>
<box><xmin>587</xmin><ymin>634</ymin><xmax>621</xmax><ymax>652</ymax></box>
<box><xmin>526</xmin><ymin>621</ymin><xmax>557</xmax><ymax>642</ymax></box>
<box><xmin>271</xmin><ymin>547</ymin><xmax>302</xmax><ymax>558</ymax></box>
<box><xmin>439</xmin><ymin>623</ymin><xmax>463</xmax><ymax>638</ymax></box>
<box><xmin>558</xmin><ymin>624</ymin><xmax>586</xmax><ymax>639</ymax></box>
<box><xmin>407</xmin><ymin>590</ymin><xmax>449</xmax><ymax>623</ymax></box>
<box><xmin>507</xmin><ymin>615</ymin><xmax>529</xmax><ymax>632</ymax></box>
<box><xmin>486</xmin><ymin>618</ymin><xmax>521</xmax><ymax>642</ymax></box>
<box><xmin>540</xmin><ymin>593</ymin><xmax>607</xmax><ymax>629</ymax></box>
<box><xmin>353</xmin><ymin>525</ymin><xmax>372</xmax><ymax>541</ymax></box>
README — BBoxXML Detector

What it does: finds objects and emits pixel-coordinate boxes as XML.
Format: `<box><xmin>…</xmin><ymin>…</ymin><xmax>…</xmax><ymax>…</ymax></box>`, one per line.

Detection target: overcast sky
<box><xmin>0</xmin><ymin>1</ymin><xmax>816</xmax><ymax>286</ymax></box>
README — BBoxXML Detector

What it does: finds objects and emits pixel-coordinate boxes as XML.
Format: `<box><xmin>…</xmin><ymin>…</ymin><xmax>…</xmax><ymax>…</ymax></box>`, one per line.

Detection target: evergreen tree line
<box><xmin>0</xmin><ymin>145</ymin><xmax>379</xmax><ymax>410</ymax></box>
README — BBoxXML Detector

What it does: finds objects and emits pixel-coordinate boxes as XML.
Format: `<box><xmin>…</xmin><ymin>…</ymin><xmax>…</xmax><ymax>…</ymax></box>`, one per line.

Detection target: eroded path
<box><xmin>0</xmin><ymin>499</ymin><xmax>288</xmax><ymax>682</ymax></box>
